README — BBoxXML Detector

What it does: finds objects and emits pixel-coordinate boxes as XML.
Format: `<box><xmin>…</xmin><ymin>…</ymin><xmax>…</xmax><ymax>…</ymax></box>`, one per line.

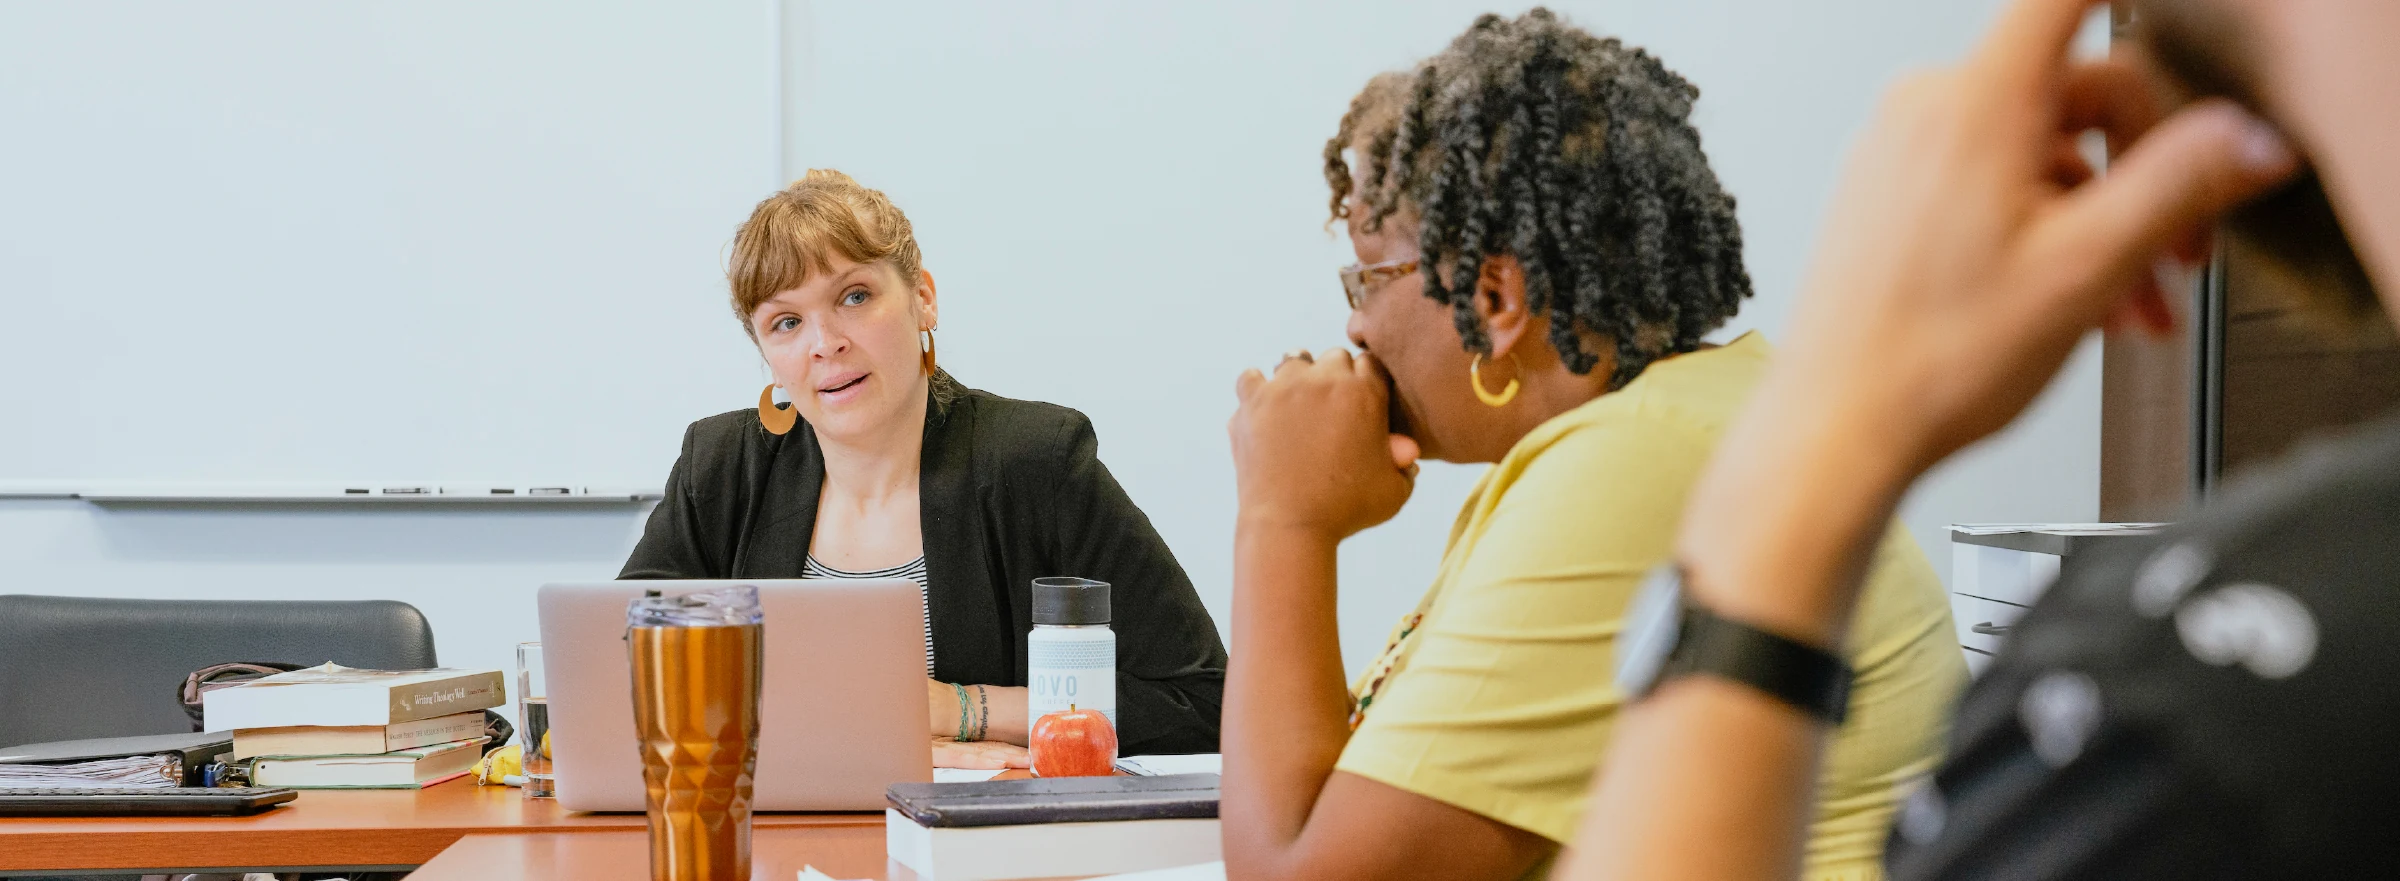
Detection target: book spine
<box><xmin>388</xmin><ymin>712</ymin><xmax>488</xmax><ymax>751</ymax></box>
<box><xmin>389</xmin><ymin>671</ymin><xmax>506</xmax><ymax>724</ymax></box>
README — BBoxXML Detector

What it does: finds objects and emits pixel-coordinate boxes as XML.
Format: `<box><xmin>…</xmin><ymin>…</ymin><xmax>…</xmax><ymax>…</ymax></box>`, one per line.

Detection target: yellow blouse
<box><xmin>1335</xmin><ymin>332</ymin><xmax>1966</xmax><ymax>880</ymax></box>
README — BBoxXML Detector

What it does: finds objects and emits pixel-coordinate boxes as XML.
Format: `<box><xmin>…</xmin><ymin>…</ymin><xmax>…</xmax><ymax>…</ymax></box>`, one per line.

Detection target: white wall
<box><xmin>0</xmin><ymin>0</ymin><xmax>2098</xmax><ymax>695</ymax></box>
<box><xmin>785</xmin><ymin>0</ymin><xmax>2098</xmax><ymax>671</ymax></box>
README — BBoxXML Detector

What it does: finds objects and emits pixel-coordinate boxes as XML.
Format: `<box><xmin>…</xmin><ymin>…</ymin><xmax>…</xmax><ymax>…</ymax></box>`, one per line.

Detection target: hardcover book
<box><xmin>201</xmin><ymin>663</ymin><xmax>504</xmax><ymax>731</ymax></box>
<box><xmin>245</xmin><ymin>736</ymin><xmax>488</xmax><ymax>789</ymax></box>
<box><xmin>884</xmin><ymin>774</ymin><xmax>1221</xmax><ymax>880</ymax></box>
<box><xmin>231</xmin><ymin>710</ymin><xmax>487</xmax><ymax>759</ymax></box>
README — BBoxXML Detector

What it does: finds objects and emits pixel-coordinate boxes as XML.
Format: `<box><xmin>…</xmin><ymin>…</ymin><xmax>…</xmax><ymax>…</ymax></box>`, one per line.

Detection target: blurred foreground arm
<box><xmin>1558</xmin><ymin>0</ymin><xmax>2299</xmax><ymax>878</ymax></box>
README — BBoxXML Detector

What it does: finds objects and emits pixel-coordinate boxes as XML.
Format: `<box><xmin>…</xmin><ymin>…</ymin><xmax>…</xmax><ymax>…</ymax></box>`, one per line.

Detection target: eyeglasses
<box><xmin>1339</xmin><ymin>257</ymin><xmax>1420</xmax><ymax>310</ymax></box>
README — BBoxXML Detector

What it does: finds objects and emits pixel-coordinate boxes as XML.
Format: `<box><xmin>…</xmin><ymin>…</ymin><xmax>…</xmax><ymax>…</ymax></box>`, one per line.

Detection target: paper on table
<box><xmin>932</xmin><ymin>767</ymin><xmax>1008</xmax><ymax>783</ymax></box>
<box><xmin>1084</xmin><ymin>861</ymin><xmax>1227</xmax><ymax>880</ymax></box>
<box><xmin>1113</xmin><ymin>753</ymin><xmax>1222</xmax><ymax>777</ymax></box>
<box><xmin>797</xmin><ymin>866</ymin><xmax>868</xmax><ymax>881</ymax></box>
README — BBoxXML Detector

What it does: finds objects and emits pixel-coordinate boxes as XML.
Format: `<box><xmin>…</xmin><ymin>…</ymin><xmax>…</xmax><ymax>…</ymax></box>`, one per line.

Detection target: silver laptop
<box><xmin>536</xmin><ymin>579</ymin><xmax>933</xmax><ymax>811</ymax></box>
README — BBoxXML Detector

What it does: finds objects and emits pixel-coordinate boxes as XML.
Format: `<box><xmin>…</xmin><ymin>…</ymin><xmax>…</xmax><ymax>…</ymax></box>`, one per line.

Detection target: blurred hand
<box><xmin>932</xmin><ymin>738</ymin><xmax>1030</xmax><ymax>770</ymax></box>
<box><xmin>1230</xmin><ymin>349</ymin><xmax>1420</xmax><ymax>542</ymax></box>
<box><xmin>1769</xmin><ymin>0</ymin><xmax>2301</xmax><ymax>473</ymax></box>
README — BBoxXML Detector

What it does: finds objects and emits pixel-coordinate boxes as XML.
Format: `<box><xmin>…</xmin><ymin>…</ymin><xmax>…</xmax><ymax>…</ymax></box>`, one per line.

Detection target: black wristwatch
<box><xmin>1614</xmin><ymin>563</ymin><xmax>1853</xmax><ymax>725</ymax></box>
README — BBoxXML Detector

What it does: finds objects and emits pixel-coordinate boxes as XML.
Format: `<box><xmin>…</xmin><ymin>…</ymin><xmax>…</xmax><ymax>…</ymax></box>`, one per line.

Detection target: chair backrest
<box><xmin>0</xmin><ymin>594</ymin><xmax>439</xmax><ymax>747</ymax></box>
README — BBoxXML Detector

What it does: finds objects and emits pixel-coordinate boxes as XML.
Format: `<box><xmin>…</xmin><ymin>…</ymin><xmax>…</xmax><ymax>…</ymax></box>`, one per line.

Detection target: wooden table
<box><xmin>406</xmin><ymin>825</ymin><xmax>1150</xmax><ymax>881</ymax></box>
<box><xmin>0</xmin><ymin>779</ymin><xmax>878</xmax><ymax>876</ymax></box>
<box><xmin>408</xmin><ymin>827</ymin><xmax>908</xmax><ymax>881</ymax></box>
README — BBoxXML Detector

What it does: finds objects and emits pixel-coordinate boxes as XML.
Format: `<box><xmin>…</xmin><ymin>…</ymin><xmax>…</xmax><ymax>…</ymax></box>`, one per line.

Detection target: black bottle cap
<box><xmin>1032</xmin><ymin>577</ymin><xmax>1111</xmax><ymax>625</ymax></box>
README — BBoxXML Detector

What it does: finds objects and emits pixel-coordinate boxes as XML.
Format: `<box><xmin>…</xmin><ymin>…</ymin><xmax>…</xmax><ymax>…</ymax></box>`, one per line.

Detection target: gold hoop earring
<box><xmin>921</xmin><ymin>329</ymin><xmax>938</xmax><ymax>375</ymax></box>
<box><xmin>1470</xmin><ymin>353</ymin><xmax>1520</xmax><ymax>407</ymax></box>
<box><xmin>757</xmin><ymin>384</ymin><xmax>797</xmax><ymax>435</ymax></box>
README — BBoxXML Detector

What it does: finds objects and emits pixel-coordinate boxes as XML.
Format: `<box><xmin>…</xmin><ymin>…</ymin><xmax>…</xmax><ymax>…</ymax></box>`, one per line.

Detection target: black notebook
<box><xmin>886</xmin><ymin>773</ymin><xmax>1219</xmax><ymax>828</ymax></box>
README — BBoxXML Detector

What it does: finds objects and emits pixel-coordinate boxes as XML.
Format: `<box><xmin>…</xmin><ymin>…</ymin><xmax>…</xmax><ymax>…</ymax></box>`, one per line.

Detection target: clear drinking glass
<box><xmin>517</xmin><ymin>641</ymin><xmax>555</xmax><ymax>798</ymax></box>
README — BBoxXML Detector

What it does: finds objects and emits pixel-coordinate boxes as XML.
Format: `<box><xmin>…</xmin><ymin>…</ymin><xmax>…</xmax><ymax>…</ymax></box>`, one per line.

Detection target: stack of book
<box><xmin>202</xmin><ymin>663</ymin><xmax>503</xmax><ymax>789</ymax></box>
<box><xmin>885</xmin><ymin>773</ymin><xmax>1222</xmax><ymax>880</ymax></box>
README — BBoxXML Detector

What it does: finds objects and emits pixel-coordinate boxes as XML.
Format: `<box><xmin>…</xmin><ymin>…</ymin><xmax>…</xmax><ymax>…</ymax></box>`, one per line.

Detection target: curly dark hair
<box><xmin>1325</xmin><ymin>8</ymin><xmax>1751</xmax><ymax>389</ymax></box>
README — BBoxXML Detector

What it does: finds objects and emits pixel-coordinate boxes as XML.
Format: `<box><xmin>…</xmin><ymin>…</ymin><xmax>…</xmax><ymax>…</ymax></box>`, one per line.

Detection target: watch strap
<box><xmin>1666</xmin><ymin>604</ymin><xmax>1853</xmax><ymax>725</ymax></box>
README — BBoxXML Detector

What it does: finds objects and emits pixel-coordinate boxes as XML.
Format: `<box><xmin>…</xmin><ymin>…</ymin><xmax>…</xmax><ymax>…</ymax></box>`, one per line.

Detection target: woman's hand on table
<box><xmin>1229</xmin><ymin>348</ymin><xmax>1420</xmax><ymax>543</ymax></box>
<box><xmin>927</xmin><ymin>678</ymin><xmax>1031</xmax><ymax>746</ymax></box>
<box><xmin>931</xmin><ymin>738</ymin><xmax>1031</xmax><ymax>770</ymax></box>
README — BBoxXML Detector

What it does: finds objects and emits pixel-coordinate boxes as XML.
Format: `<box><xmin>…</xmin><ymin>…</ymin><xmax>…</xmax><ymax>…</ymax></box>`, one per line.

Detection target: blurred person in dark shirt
<box><xmin>1549</xmin><ymin>0</ymin><xmax>2400</xmax><ymax>877</ymax></box>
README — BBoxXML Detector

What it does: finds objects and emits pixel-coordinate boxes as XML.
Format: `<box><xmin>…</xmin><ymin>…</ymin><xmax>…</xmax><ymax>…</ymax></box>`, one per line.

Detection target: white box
<box><xmin>885</xmin><ymin>808</ymin><xmax>1222</xmax><ymax>881</ymax></box>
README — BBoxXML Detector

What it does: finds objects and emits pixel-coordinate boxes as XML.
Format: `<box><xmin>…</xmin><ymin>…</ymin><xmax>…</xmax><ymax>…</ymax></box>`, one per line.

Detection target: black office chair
<box><xmin>0</xmin><ymin>594</ymin><xmax>439</xmax><ymax>747</ymax></box>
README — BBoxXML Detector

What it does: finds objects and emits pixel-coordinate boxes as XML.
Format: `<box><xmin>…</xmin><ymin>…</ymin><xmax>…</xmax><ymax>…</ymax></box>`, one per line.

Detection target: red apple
<box><xmin>1031</xmin><ymin>704</ymin><xmax>1117</xmax><ymax>778</ymax></box>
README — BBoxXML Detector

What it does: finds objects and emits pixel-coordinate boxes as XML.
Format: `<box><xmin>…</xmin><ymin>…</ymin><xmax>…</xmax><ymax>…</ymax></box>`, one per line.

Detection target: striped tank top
<box><xmin>800</xmin><ymin>555</ymin><xmax>934</xmax><ymax>675</ymax></box>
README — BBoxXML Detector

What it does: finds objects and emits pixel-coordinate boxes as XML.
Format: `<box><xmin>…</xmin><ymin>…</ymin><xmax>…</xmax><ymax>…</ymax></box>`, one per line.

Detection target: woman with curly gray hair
<box><xmin>1220</xmin><ymin>10</ymin><xmax>1965</xmax><ymax>880</ymax></box>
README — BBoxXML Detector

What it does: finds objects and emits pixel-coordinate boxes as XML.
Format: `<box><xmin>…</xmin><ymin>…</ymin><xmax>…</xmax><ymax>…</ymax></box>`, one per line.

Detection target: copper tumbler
<box><xmin>628</xmin><ymin>586</ymin><xmax>764</xmax><ymax>881</ymax></box>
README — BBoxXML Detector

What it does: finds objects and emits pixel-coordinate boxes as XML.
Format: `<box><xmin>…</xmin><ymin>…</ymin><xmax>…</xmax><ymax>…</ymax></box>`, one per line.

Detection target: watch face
<box><xmin>1613</xmin><ymin>563</ymin><xmax>1685</xmax><ymax>696</ymax></box>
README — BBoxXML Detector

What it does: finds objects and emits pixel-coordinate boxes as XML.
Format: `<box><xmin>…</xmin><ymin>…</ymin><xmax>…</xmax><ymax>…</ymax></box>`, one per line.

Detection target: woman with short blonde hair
<box><xmin>624</xmin><ymin>170</ymin><xmax>1227</xmax><ymax>766</ymax></box>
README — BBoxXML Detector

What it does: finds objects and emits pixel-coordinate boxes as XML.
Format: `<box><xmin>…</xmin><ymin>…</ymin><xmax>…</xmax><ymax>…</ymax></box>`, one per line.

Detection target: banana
<box><xmin>475</xmin><ymin>743</ymin><xmax>524</xmax><ymax>785</ymax></box>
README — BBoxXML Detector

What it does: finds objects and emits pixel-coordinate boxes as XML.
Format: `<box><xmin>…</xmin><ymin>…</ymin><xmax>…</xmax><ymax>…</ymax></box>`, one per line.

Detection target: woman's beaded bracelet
<box><xmin>951</xmin><ymin>681</ymin><xmax>973</xmax><ymax>742</ymax></box>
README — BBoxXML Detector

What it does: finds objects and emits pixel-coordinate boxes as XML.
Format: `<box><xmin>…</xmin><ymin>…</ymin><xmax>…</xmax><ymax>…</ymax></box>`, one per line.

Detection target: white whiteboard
<box><xmin>0</xmin><ymin>1</ymin><xmax>779</xmax><ymax>487</ymax></box>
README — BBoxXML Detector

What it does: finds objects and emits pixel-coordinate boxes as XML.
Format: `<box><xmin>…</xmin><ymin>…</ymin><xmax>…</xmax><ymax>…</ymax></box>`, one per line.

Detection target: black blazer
<box><xmin>620</xmin><ymin>381</ymin><xmax>1226</xmax><ymax>754</ymax></box>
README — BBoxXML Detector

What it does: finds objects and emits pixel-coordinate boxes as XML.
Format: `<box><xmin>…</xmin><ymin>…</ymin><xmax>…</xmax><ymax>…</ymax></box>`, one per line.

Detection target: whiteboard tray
<box><xmin>0</xmin><ymin>483</ymin><xmax>661</xmax><ymax>504</ymax></box>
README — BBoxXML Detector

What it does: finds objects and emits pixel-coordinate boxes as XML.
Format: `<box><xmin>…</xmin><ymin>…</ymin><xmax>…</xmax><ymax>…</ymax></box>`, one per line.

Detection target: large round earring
<box><xmin>757</xmin><ymin>384</ymin><xmax>797</xmax><ymax>435</ymax></box>
<box><xmin>921</xmin><ymin>329</ymin><xmax>938</xmax><ymax>375</ymax></box>
<box><xmin>1470</xmin><ymin>353</ymin><xmax>1520</xmax><ymax>407</ymax></box>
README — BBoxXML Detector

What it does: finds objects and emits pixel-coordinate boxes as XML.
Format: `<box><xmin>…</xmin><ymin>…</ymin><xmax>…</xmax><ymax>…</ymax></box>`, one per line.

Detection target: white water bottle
<box><xmin>1026</xmin><ymin>577</ymin><xmax>1115</xmax><ymax>736</ymax></box>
